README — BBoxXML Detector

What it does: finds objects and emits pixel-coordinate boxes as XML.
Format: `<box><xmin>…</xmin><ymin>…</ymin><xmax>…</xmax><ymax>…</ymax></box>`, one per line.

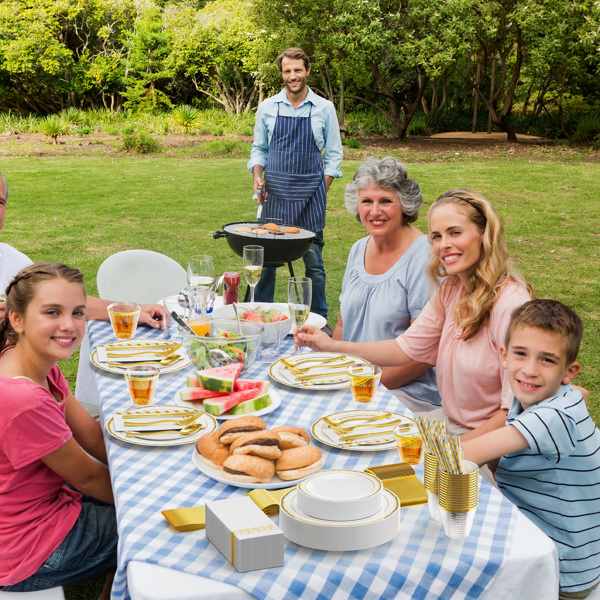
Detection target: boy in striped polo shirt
<box><xmin>462</xmin><ymin>299</ymin><xmax>600</xmax><ymax>599</ymax></box>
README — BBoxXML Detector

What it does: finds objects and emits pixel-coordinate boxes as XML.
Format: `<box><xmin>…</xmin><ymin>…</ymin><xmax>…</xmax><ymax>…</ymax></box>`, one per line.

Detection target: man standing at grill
<box><xmin>248</xmin><ymin>47</ymin><xmax>343</xmax><ymax>322</ymax></box>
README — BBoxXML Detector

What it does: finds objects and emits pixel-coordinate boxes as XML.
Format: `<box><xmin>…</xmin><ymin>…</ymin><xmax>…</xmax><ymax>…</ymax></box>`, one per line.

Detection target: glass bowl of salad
<box><xmin>178</xmin><ymin>317</ymin><xmax>264</xmax><ymax>375</ymax></box>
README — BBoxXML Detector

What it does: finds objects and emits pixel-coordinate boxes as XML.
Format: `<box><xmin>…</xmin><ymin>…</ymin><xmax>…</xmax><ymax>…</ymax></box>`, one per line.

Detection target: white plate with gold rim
<box><xmin>269</xmin><ymin>352</ymin><xmax>369</xmax><ymax>390</ymax></box>
<box><xmin>279</xmin><ymin>487</ymin><xmax>400</xmax><ymax>551</ymax></box>
<box><xmin>191</xmin><ymin>449</ymin><xmax>317</xmax><ymax>490</ymax></box>
<box><xmin>297</xmin><ymin>469</ymin><xmax>383</xmax><ymax>521</ymax></box>
<box><xmin>91</xmin><ymin>338</ymin><xmax>190</xmax><ymax>375</ymax></box>
<box><xmin>107</xmin><ymin>405</ymin><xmax>217</xmax><ymax>446</ymax></box>
<box><xmin>311</xmin><ymin>409</ymin><xmax>413</xmax><ymax>452</ymax></box>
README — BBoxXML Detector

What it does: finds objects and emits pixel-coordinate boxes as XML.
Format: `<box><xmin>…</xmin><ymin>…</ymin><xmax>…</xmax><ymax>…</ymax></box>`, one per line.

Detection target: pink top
<box><xmin>397</xmin><ymin>280</ymin><xmax>531</xmax><ymax>428</ymax></box>
<box><xmin>0</xmin><ymin>365</ymin><xmax>81</xmax><ymax>585</ymax></box>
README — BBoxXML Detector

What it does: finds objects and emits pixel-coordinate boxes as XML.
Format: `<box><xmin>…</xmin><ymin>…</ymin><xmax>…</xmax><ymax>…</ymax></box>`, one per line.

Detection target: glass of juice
<box><xmin>186</xmin><ymin>319</ymin><xmax>211</xmax><ymax>336</ymax></box>
<box><xmin>124</xmin><ymin>365</ymin><xmax>159</xmax><ymax>406</ymax></box>
<box><xmin>394</xmin><ymin>425</ymin><xmax>424</xmax><ymax>466</ymax></box>
<box><xmin>347</xmin><ymin>363</ymin><xmax>382</xmax><ymax>403</ymax></box>
<box><xmin>107</xmin><ymin>302</ymin><xmax>141</xmax><ymax>340</ymax></box>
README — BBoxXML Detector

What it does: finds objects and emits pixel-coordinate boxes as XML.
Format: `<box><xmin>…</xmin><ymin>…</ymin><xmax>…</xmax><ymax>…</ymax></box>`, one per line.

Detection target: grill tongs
<box><xmin>254</xmin><ymin>180</ymin><xmax>268</xmax><ymax>221</ymax></box>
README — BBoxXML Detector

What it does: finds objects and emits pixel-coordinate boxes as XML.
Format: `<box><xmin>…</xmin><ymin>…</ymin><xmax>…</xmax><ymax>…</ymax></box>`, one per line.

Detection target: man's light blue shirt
<box><xmin>247</xmin><ymin>87</ymin><xmax>343</xmax><ymax>179</ymax></box>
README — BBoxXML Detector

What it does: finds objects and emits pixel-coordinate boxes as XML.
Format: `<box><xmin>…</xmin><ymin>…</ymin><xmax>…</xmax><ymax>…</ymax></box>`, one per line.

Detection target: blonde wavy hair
<box><xmin>426</xmin><ymin>189</ymin><xmax>531</xmax><ymax>341</ymax></box>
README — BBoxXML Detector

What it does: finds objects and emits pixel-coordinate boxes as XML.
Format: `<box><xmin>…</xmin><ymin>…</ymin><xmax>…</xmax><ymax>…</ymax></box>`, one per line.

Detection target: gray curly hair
<box><xmin>344</xmin><ymin>157</ymin><xmax>423</xmax><ymax>225</ymax></box>
<box><xmin>0</xmin><ymin>172</ymin><xmax>8</xmax><ymax>203</ymax></box>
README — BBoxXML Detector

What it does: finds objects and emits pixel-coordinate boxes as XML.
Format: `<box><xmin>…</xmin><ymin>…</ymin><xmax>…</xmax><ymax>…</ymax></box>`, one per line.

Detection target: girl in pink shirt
<box><xmin>0</xmin><ymin>263</ymin><xmax>116</xmax><ymax>597</ymax></box>
<box><xmin>297</xmin><ymin>189</ymin><xmax>532</xmax><ymax>439</ymax></box>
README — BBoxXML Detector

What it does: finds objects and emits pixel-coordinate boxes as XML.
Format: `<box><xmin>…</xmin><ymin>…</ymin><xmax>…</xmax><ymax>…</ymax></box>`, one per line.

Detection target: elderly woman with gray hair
<box><xmin>332</xmin><ymin>156</ymin><xmax>441</xmax><ymax>412</ymax></box>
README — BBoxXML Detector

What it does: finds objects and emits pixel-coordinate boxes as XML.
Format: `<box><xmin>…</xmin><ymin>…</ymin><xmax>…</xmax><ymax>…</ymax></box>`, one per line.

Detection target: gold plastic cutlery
<box><xmin>328</xmin><ymin>418</ymin><xmax>407</xmax><ymax>434</ymax></box>
<box><xmin>287</xmin><ymin>360</ymin><xmax>355</xmax><ymax>375</ymax></box>
<box><xmin>107</xmin><ymin>346</ymin><xmax>180</xmax><ymax>358</ymax></box>
<box><xmin>321</xmin><ymin>412</ymin><xmax>392</xmax><ymax>427</ymax></box>
<box><xmin>123</xmin><ymin>415</ymin><xmax>200</xmax><ymax>427</ymax></box>
<box><xmin>280</xmin><ymin>354</ymin><xmax>346</xmax><ymax>367</ymax></box>
<box><xmin>108</xmin><ymin>355</ymin><xmax>181</xmax><ymax>368</ymax></box>
<box><xmin>296</xmin><ymin>369</ymin><xmax>353</xmax><ymax>381</ymax></box>
<box><xmin>125</xmin><ymin>422</ymin><xmax>204</xmax><ymax>437</ymax></box>
<box><xmin>337</xmin><ymin>427</ymin><xmax>407</xmax><ymax>442</ymax></box>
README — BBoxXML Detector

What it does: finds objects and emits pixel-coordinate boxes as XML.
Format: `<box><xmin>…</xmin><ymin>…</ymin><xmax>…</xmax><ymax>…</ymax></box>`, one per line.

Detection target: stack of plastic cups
<box><xmin>423</xmin><ymin>452</ymin><xmax>441</xmax><ymax>521</ymax></box>
<box><xmin>438</xmin><ymin>460</ymin><xmax>479</xmax><ymax>539</ymax></box>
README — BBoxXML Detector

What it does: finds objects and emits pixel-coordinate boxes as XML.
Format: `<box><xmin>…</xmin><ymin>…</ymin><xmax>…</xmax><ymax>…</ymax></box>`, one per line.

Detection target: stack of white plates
<box><xmin>279</xmin><ymin>470</ymin><xmax>400</xmax><ymax>551</ymax></box>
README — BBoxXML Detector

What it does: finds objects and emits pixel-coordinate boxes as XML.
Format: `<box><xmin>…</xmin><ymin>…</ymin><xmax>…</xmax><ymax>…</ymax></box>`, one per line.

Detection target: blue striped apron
<box><xmin>263</xmin><ymin>104</ymin><xmax>327</xmax><ymax>231</ymax></box>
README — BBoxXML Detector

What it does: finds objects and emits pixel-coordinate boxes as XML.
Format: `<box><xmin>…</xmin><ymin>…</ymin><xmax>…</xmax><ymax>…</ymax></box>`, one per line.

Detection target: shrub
<box><xmin>60</xmin><ymin>107</ymin><xmax>85</xmax><ymax>129</ymax></box>
<box><xmin>170</xmin><ymin>105</ymin><xmax>201</xmax><ymax>133</ymax></box>
<box><xmin>121</xmin><ymin>131</ymin><xmax>161</xmax><ymax>154</ymax></box>
<box><xmin>571</xmin><ymin>114</ymin><xmax>600</xmax><ymax>143</ymax></box>
<box><xmin>341</xmin><ymin>136</ymin><xmax>362</xmax><ymax>149</ymax></box>
<box><xmin>37</xmin><ymin>115</ymin><xmax>67</xmax><ymax>144</ymax></box>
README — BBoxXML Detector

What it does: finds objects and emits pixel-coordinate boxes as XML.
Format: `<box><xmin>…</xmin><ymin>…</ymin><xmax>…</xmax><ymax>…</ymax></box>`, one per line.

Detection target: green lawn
<box><xmin>1</xmin><ymin>153</ymin><xmax>599</xmax><ymax>598</ymax></box>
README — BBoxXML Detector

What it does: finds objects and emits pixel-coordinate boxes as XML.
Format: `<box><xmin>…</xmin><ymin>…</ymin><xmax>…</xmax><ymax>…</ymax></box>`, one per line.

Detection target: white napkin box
<box><xmin>206</xmin><ymin>496</ymin><xmax>284</xmax><ymax>572</ymax></box>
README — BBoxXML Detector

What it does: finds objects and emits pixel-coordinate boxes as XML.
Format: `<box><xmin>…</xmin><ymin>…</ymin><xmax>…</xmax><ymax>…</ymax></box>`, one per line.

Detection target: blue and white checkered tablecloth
<box><xmin>87</xmin><ymin>320</ymin><xmax>518</xmax><ymax>600</ymax></box>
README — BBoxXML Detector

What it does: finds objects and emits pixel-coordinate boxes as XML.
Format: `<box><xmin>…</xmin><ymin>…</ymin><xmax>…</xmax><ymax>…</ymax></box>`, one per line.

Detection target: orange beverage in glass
<box><xmin>394</xmin><ymin>426</ymin><xmax>424</xmax><ymax>466</ymax></box>
<box><xmin>188</xmin><ymin>319</ymin><xmax>211</xmax><ymax>336</ymax></box>
<box><xmin>124</xmin><ymin>366</ymin><xmax>159</xmax><ymax>406</ymax></box>
<box><xmin>347</xmin><ymin>364</ymin><xmax>382</xmax><ymax>403</ymax></box>
<box><xmin>108</xmin><ymin>302</ymin><xmax>141</xmax><ymax>340</ymax></box>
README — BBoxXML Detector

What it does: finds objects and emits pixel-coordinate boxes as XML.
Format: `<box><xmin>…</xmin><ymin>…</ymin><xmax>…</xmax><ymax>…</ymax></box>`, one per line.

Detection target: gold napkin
<box><xmin>364</xmin><ymin>463</ymin><xmax>427</xmax><ymax>507</ymax></box>
<box><xmin>162</xmin><ymin>487</ymin><xmax>294</xmax><ymax>531</ymax></box>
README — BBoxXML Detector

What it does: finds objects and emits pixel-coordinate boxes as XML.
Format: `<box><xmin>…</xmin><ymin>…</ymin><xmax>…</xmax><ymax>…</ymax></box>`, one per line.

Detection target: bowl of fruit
<box><xmin>212</xmin><ymin>303</ymin><xmax>293</xmax><ymax>343</ymax></box>
<box><xmin>178</xmin><ymin>317</ymin><xmax>264</xmax><ymax>375</ymax></box>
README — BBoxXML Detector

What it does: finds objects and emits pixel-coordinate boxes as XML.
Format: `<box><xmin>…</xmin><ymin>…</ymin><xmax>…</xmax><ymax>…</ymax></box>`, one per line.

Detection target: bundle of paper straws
<box><xmin>415</xmin><ymin>416</ymin><xmax>464</xmax><ymax>475</ymax></box>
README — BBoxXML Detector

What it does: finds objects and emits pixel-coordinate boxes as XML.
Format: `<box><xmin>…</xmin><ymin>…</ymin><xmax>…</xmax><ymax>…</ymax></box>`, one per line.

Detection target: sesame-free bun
<box><xmin>275</xmin><ymin>446</ymin><xmax>324</xmax><ymax>481</ymax></box>
<box><xmin>283</xmin><ymin>226</ymin><xmax>299</xmax><ymax>234</ymax></box>
<box><xmin>222</xmin><ymin>455</ymin><xmax>275</xmax><ymax>484</ymax></box>
<box><xmin>263</xmin><ymin>223</ymin><xmax>281</xmax><ymax>232</ymax></box>
<box><xmin>195</xmin><ymin>432</ymin><xmax>230</xmax><ymax>470</ymax></box>
<box><xmin>230</xmin><ymin>431</ymin><xmax>282</xmax><ymax>460</ymax></box>
<box><xmin>218</xmin><ymin>416</ymin><xmax>266</xmax><ymax>445</ymax></box>
<box><xmin>270</xmin><ymin>426</ymin><xmax>309</xmax><ymax>450</ymax></box>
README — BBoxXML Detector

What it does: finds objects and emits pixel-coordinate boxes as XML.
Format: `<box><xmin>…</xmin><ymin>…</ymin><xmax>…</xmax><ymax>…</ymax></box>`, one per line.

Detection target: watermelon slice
<box><xmin>179</xmin><ymin>387</ymin><xmax>227</xmax><ymax>402</ymax></box>
<box><xmin>203</xmin><ymin>382</ymin><xmax>270</xmax><ymax>416</ymax></box>
<box><xmin>234</xmin><ymin>379</ymin><xmax>269</xmax><ymax>392</ymax></box>
<box><xmin>196</xmin><ymin>363</ymin><xmax>244</xmax><ymax>392</ymax></box>
<box><xmin>228</xmin><ymin>393</ymin><xmax>272</xmax><ymax>415</ymax></box>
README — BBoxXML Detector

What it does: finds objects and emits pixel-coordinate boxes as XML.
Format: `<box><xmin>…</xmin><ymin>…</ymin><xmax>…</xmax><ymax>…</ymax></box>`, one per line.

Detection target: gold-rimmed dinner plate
<box><xmin>312</xmin><ymin>409</ymin><xmax>413</xmax><ymax>452</ymax></box>
<box><xmin>191</xmin><ymin>449</ymin><xmax>318</xmax><ymax>490</ymax></box>
<box><xmin>269</xmin><ymin>352</ymin><xmax>370</xmax><ymax>390</ymax></box>
<box><xmin>107</xmin><ymin>405</ymin><xmax>217</xmax><ymax>446</ymax></box>
<box><xmin>91</xmin><ymin>338</ymin><xmax>190</xmax><ymax>375</ymax></box>
<box><xmin>172</xmin><ymin>387</ymin><xmax>283</xmax><ymax>420</ymax></box>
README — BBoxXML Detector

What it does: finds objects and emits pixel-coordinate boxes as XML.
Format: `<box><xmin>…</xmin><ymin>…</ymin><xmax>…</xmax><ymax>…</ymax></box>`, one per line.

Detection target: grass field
<box><xmin>1</xmin><ymin>151</ymin><xmax>599</xmax><ymax>598</ymax></box>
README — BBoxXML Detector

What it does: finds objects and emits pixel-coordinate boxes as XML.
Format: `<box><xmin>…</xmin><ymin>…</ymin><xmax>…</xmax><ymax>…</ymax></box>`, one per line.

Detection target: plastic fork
<box><xmin>287</xmin><ymin>360</ymin><xmax>355</xmax><ymax>375</ymax></box>
<box><xmin>328</xmin><ymin>418</ymin><xmax>407</xmax><ymax>434</ymax></box>
<box><xmin>123</xmin><ymin>414</ymin><xmax>199</xmax><ymax>427</ymax></box>
<box><xmin>321</xmin><ymin>411</ymin><xmax>392</xmax><ymax>427</ymax></box>
<box><xmin>280</xmin><ymin>355</ymin><xmax>345</xmax><ymax>368</ymax></box>
<box><xmin>107</xmin><ymin>347</ymin><xmax>179</xmax><ymax>358</ymax></box>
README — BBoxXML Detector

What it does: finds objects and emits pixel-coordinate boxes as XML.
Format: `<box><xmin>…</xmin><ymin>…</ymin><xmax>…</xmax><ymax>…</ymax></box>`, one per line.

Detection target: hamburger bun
<box><xmin>283</xmin><ymin>226</ymin><xmax>299</xmax><ymax>234</ymax></box>
<box><xmin>219</xmin><ymin>416</ymin><xmax>266</xmax><ymax>445</ymax></box>
<box><xmin>270</xmin><ymin>426</ymin><xmax>310</xmax><ymax>450</ymax></box>
<box><xmin>195</xmin><ymin>432</ymin><xmax>230</xmax><ymax>470</ymax></box>
<box><xmin>275</xmin><ymin>446</ymin><xmax>324</xmax><ymax>481</ymax></box>
<box><xmin>263</xmin><ymin>223</ymin><xmax>281</xmax><ymax>232</ymax></box>
<box><xmin>222</xmin><ymin>455</ymin><xmax>275</xmax><ymax>484</ymax></box>
<box><xmin>230</xmin><ymin>431</ymin><xmax>282</xmax><ymax>460</ymax></box>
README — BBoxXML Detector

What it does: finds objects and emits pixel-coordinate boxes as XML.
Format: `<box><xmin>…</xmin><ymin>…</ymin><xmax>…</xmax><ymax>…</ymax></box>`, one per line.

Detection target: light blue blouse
<box><xmin>339</xmin><ymin>235</ymin><xmax>441</xmax><ymax>405</ymax></box>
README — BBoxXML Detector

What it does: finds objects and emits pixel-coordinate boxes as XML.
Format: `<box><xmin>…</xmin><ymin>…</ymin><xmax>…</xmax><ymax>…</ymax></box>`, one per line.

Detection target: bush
<box><xmin>170</xmin><ymin>105</ymin><xmax>201</xmax><ymax>133</ymax></box>
<box><xmin>341</xmin><ymin>136</ymin><xmax>362</xmax><ymax>149</ymax></box>
<box><xmin>571</xmin><ymin>114</ymin><xmax>600</xmax><ymax>143</ymax></box>
<box><xmin>121</xmin><ymin>131</ymin><xmax>161</xmax><ymax>154</ymax></box>
<box><xmin>37</xmin><ymin>114</ymin><xmax>67</xmax><ymax>144</ymax></box>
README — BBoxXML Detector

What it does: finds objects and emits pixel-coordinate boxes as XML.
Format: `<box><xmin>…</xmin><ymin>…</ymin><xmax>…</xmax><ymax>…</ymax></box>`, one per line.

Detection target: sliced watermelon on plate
<box><xmin>203</xmin><ymin>382</ymin><xmax>270</xmax><ymax>416</ymax></box>
<box><xmin>196</xmin><ymin>363</ymin><xmax>244</xmax><ymax>392</ymax></box>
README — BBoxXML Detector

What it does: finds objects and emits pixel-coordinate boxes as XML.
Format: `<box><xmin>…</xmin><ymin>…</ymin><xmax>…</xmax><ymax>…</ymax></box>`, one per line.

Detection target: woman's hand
<box><xmin>138</xmin><ymin>303</ymin><xmax>165</xmax><ymax>330</ymax></box>
<box><xmin>293</xmin><ymin>324</ymin><xmax>337</xmax><ymax>352</ymax></box>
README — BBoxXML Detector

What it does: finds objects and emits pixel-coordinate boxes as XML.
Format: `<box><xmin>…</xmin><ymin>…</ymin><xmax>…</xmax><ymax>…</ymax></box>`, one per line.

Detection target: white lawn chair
<box><xmin>0</xmin><ymin>588</ymin><xmax>65</xmax><ymax>599</ymax></box>
<box><xmin>76</xmin><ymin>250</ymin><xmax>187</xmax><ymax>414</ymax></box>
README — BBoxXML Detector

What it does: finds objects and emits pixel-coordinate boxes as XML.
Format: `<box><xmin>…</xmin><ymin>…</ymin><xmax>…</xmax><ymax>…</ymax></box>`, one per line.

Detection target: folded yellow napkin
<box><xmin>162</xmin><ymin>487</ymin><xmax>294</xmax><ymax>531</ymax></box>
<box><xmin>364</xmin><ymin>463</ymin><xmax>427</xmax><ymax>507</ymax></box>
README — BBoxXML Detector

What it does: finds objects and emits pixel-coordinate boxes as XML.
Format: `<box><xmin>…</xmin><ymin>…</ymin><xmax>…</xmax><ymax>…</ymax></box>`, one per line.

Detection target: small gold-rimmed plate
<box><xmin>312</xmin><ymin>409</ymin><xmax>413</xmax><ymax>452</ymax></box>
<box><xmin>269</xmin><ymin>352</ymin><xmax>370</xmax><ymax>390</ymax></box>
<box><xmin>91</xmin><ymin>339</ymin><xmax>190</xmax><ymax>374</ymax></box>
<box><xmin>107</xmin><ymin>405</ymin><xmax>217</xmax><ymax>446</ymax></box>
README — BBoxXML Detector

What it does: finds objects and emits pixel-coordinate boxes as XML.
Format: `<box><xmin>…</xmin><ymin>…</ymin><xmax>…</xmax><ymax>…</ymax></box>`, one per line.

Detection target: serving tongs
<box><xmin>206</xmin><ymin>274</ymin><xmax>225</xmax><ymax>313</ymax></box>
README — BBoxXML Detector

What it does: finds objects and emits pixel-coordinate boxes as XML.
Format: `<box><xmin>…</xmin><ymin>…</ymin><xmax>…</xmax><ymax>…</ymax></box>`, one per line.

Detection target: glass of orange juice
<box><xmin>187</xmin><ymin>319</ymin><xmax>211</xmax><ymax>336</ymax></box>
<box><xmin>124</xmin><ymin>365</ymin><xmax>159</xmax><ymax>406</ymax></box>
<box><xmin>347</xmin><ymin>363</ymin><xmax>382</xmax><ymax>403</ymax></box>
<box><xmin>107</xmin><ymin>302</ymin><xmax>141</xmax><ymax>339</ymax></box>
<box><xmin>394</xmin><ymin>425</ymin><xmax>424</xmax><ymax>466</ymax></box>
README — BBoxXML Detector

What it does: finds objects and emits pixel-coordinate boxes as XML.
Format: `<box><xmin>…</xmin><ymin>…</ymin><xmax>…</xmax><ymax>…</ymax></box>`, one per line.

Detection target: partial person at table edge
<box><xmin>462</xmin><ymin>299</ymin><xmax>600</xmax><ymax>600</ymax></box>
<box><xmin>0</xmin><ymin>262</ymin><xmax>116</xmax><ymax>598</ymax></box>
<box><xmin>333</xmin><ymin>156</ymin><xmax>441</xmax><ymax>413</ymax></box>
<box><xmin>247</xmin><ymin>47</ymin><xmax>343</xmax><ymax>324</ymax></box>
<box><xmin>0</xmin><ymin>171</ymin><xmax>164</xmax><ymax>326</ymax></box>
<box><xmin>296</xmin><ymin>189</ymin><xmax>534</xmax><ymax>449</ymax></box>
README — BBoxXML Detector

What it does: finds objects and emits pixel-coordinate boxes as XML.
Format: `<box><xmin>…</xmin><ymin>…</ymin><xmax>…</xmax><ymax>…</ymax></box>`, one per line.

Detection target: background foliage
<box><xmin>1</xmin><ymin>0</ymin><xmax>600</xmax><ymax>140</ymax></box>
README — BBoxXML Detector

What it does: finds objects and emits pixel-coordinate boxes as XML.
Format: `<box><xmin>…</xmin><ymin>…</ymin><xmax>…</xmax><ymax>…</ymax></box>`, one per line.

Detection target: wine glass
<box><xmin>243</xmin><ymin>245</ymin><xmax>264</xmax><ymax>303</ymax></box>
<box><xmin>287</xmin><ymin>277</ymin><xmax>312</xmax><ymax>331</ymax></box>
<box><xmin>187</xmin><ymin>255</ymin><xmax>215</xmax><ymax>288</ymax></box>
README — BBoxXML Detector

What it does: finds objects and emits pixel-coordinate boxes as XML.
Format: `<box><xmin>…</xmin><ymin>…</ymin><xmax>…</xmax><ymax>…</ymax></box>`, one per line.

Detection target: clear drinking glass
<box><xmin>287</xmin><ymin>277</ymin><xmax>312</xmax><ymax>330</ymax></box>
<box><xmin>187</xmin><ymin>255</ymin><xmax>215</xmax><ymax>288</ymax></box>
<box><xmin>243</xmin><ymin>245</ymin><xmax>264</xmax><ymax>303</ymax></box>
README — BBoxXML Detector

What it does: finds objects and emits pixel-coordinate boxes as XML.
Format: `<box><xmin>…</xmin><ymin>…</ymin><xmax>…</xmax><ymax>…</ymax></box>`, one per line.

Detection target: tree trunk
<box><xmin>338</xmin><ymin>69</ymin><xmax>346</xmax><ymax>138</ymax></box>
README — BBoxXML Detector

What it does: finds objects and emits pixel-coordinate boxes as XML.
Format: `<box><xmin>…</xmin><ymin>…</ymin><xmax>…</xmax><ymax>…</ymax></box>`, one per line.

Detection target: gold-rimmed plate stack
<box><xmin>91</xmin><ymin>339</ymin><xmax>190</xmax><ymax>374</ymax></box>
<box><xmin>269</xmin><ymin>352</ymin><xmax>370</xmax><ymax>390</ymax></box>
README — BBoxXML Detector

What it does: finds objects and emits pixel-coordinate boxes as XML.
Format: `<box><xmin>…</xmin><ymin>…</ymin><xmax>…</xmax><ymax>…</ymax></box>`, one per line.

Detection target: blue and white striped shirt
<box><xmin>247</xmin><ymin>87</ymin><xmax>343</xmax><ymax>179</ymax></box>
<box><xmin>496</xmin><ymin>384</ymin><xmax>600</xmax><ymax>593</ymax></box>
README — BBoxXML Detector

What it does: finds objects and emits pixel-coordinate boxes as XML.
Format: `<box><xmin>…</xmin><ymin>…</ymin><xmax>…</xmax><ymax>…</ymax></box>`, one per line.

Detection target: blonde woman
<box><xmin>297</xmin><ymin>189</ymin><xmax>532</xmax><ymax>439</ymax></box>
